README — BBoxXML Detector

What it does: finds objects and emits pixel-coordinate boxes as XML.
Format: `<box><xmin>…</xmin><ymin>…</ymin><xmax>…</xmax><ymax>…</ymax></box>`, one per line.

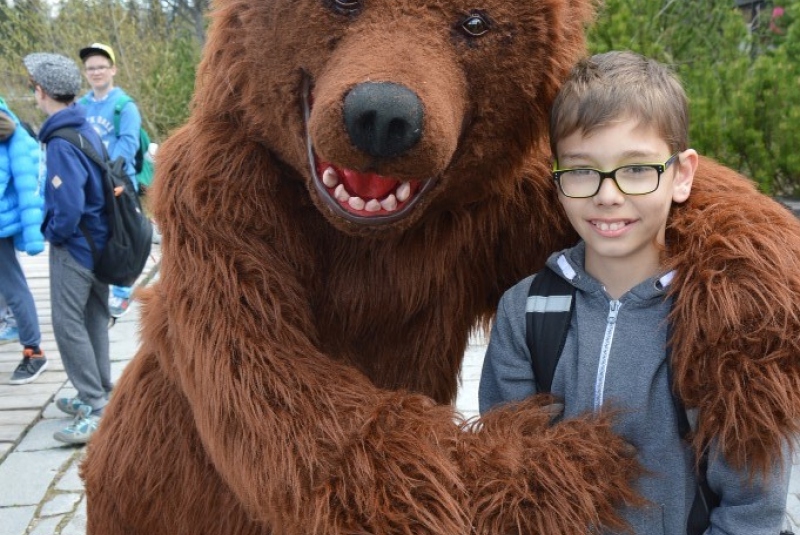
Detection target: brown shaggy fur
<box><xmin>82</xmin><ymin>0</ymin><xmax>800</xmax><ymax>533</ymax></box>
<box><xmin>667</xmin><ymin>157</ymin><xmax>800</xmax><ymax>478</ymax></box>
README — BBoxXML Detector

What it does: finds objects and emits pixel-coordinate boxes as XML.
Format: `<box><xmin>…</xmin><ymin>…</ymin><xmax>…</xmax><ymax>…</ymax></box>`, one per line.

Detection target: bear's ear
<box><xmin>552</xmin><ymin>0</ymin><xmax>599</xmax><ymax>31</ymax></box>
<box><xmin>573</xmin><ymin>0</ymin><xmax>600</xmax><ymax>25</ymax></box>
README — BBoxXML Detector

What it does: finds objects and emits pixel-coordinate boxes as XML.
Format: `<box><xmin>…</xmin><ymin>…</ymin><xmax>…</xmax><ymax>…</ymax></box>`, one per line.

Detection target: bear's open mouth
<box><xmin>302</xmin><ymin>77</ymin><xmax>435</xmax><ymax>225</ymax></box>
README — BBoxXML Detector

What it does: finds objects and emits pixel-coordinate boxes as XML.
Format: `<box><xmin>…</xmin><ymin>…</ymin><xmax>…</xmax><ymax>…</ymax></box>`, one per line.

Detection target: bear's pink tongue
<box><xmin>340</xmin><ymin>168</ymin><xmax>399</xmax><ymax>199</ymax></box>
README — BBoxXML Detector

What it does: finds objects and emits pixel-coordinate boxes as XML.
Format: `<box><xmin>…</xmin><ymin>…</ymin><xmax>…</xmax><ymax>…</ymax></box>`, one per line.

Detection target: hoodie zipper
<box><xmin>594</xmin><ymin>300</ymin><xmax>621</xmax><ymax>411</ymax></box>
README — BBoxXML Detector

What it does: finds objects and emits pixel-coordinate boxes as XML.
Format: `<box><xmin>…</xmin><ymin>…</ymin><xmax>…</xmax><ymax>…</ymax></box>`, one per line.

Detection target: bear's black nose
<box><xmin>343</xmin><ymin>82</ymin><xmax>423</xmax><ymax>159</ymax></box>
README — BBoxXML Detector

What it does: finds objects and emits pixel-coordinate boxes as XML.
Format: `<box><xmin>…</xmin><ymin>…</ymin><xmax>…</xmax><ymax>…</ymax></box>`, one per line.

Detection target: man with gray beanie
<box><xmin>24</xmin><ymin>52</ymin><xmax>112</xmax><ymax>445</ymax></box>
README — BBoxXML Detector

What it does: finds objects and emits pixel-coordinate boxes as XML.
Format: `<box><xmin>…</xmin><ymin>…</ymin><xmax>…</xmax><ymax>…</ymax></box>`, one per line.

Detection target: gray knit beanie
<box><xmin>23</xmin><ymin>53</ymin><xmax>81</xmax><ymax>98</ymax></box>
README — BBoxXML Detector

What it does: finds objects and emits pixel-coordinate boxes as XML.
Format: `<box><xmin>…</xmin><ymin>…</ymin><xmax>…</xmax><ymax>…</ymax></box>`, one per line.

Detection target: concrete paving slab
<box><xmin>0</xmin><ymin>449</ymin><xmax>74</xmax><ymax>506</ymax></box>
<box><xmin>792</xmin><ymin>463</ymin><xmax>800</xmax><ymax>495</ymax></box>
<box><xmin>788</xmin><ymin>495</ymin><xmax>800</xmax><ymax>528</ymax></box>
<box><xmin>455</xmin><ymin>345</ymin><xmax>485</xmax><ymax>419</ymax></box>
<box><xmin>0</xmin><ymin>369</ymin><xmax>68</xmax><ymax>384</ymax></box>
<box><xmin>41</xmin><ymin>491</ymin><xmax>81</xmax><ymax>516</ymax></box>
<box><xmin>16</xmin><ymin>417</ymin><xmax>74</xmax><ymax>452</ymax></box>
<box><xmin>0</xmin><ymin>410</ymin><xmax>39</xmax><ymax>425</ymax></box>
<box><xmin>30</xmin><ymin>515</ymin><xmax>65</xmax><ymax>535</ymax></box>
<box><xmin>56</xmin><ymin>457</ymin><xmax>84</xmax><ymax>492</ymax></box>
<box><xmin>43</xmin><ymin>401</ymin><xmax>74</xmax><ymax>420</ymax></box>
<box><xmin>0</xmin><ymin>393</ymin><xmax>53</xmax><ymax>411</ymax></box>
<box><xmin>0</xmin><ymin>382</ymin><xmax>64</xmax><ymax>399</ymax></box>
<box><xmin>109</xmin><ymin>360</ymin><xmax>129</xmax><ymax>381</ymax></box>
<box><xmin>60</xmin><ymin>496</ymin><xmax>86</xmax><ymax>535</ymax></box>
<box><xmin>0</xmin><ymin>504</ymin><xmax>37</xmax><ymax>535</ymax></box>
<box><xmin>0</xmin><ymin>424</ymin><xmax>30</xmax><ymax>442</ymax></box>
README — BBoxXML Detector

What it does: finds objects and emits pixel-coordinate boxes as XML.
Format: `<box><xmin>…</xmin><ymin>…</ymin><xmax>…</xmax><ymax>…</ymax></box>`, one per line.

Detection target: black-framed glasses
<box><xmin>553</xmin><ymin>153</ymin><xmax>679</xmax><ymax>198</ymax></box>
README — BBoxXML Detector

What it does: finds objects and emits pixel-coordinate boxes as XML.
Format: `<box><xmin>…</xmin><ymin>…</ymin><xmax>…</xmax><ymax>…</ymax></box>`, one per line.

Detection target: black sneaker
<box><xmin>8</xmin><ymin>349</ymin><xmax>48</xmax><ymax>385</ymax></box>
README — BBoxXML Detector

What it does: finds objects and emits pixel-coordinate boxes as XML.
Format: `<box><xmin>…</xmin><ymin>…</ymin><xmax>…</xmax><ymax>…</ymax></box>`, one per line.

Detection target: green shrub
<box><xmin>589</xmin><ymin>0</ymin><xmax>799</xmax><ymax>194</ymax></box>
<box><xmin>0</xmin><ymin>0</ymin><xmax>200</xmax><ymax>143</ymax></box>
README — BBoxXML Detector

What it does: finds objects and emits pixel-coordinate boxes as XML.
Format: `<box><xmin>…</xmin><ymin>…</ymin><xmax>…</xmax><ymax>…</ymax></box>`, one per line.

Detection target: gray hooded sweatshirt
<box><xmin>479</xmin><ymin>242</ymin><xmax>790</xmax><ymax>535</ymax></box>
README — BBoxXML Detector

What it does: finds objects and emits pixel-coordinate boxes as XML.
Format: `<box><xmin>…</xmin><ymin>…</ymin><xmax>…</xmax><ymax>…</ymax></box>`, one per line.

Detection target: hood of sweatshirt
<box><xmin>545</xmin><ymin>241</ymin><xmax>674</xmax><ymax>300</ymax></box>
<box><xmin>39</xmin><ymin>104</ymin><xmax>87</xmax><ymax>142</ymax></box>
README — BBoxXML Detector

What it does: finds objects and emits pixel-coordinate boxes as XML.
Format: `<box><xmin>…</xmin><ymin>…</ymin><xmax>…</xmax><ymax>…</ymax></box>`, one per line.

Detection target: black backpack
<box><xmin>524</xmin><ymin>266</ymin><xmax>720</xmax><ymax>535</ymax></box>
<box><xmin>46</xmin><ymin>128</ymin><xmax>152</xmax><ymax>287</ymax></box>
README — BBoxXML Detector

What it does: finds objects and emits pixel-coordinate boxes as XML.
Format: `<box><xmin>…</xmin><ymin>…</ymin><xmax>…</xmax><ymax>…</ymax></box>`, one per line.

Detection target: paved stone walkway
<box><xmin>0</xmin><ymin>245</ymin><xmax>159</xmax><ymax>535</ymax></box>
<box><xmin>0</xmin><ymin>244</ymin><xmax>798</xmax><ymax>534</ymax></box>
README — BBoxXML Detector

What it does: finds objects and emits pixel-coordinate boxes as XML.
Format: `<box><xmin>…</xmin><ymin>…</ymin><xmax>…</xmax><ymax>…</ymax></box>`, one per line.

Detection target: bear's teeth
<box><xmin>334</xmin><ymin>184</ymin><xmax>350</xmax><ymax>201</ymax></box>
<box><xmin>396</xmin><ymin>182</ymin><xmax>411</xmax><ymax>202</ymax></box>
<box><xmin>322</xmin><ymin>167</ymin><xmax>339</xmax><ymax>188</ymax></box>
<box><xmin>380</xmin><ymin>194</ymin><xmax>398</xmax><ymax>211</ymax></box>
<box><xmin>348</xmin><ymin>196</ymin><xmax>366</xmax><ymax>210</ymax></box>
<box><xmin>334</xmin><ymin>181</ymin><xmax>407</xmax><ymax>212</ymax></box>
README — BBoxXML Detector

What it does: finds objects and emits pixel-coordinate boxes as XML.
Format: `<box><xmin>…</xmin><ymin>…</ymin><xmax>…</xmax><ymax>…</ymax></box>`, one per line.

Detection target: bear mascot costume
<box><xmin>83</xmin><ymin>0</ymin><xmax>800</xmax><ymax>533</ymax></box>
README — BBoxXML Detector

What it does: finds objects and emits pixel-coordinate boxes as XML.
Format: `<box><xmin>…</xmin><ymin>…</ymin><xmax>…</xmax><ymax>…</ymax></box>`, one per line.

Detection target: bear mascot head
<box><xmin>83</xmin><ymin>0</ymin><xmax>800</xmax><ymax>533</ymax></box>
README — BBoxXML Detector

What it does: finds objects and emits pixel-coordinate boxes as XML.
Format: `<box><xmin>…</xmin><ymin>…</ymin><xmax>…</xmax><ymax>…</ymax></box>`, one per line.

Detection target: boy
<box><xmin>24</xmin><ymin>52</ymin><xmax>112</xmax><ymax>444</ymax></box>
<box><xmin>79</xmin><ymin>42</ymin><xmax>142</xmax><ymax>318</ymax></box>
<box><xmin>478</xmin><ymin>51</ymin><xmax>791</xmax><ymax>534</ymax></box>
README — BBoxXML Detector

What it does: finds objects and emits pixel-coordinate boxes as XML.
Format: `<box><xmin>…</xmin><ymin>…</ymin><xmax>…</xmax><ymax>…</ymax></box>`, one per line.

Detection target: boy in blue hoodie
<box><xmin>79</xmin><ymin>43</ymin><xmax>142</xmax><ymax>318</ymax></box>
<box><xmin>0</xmin><ymin>97</ymin><xmax>47</xmax><ymax>383</ymax></box>
<box><xmin>479</xmin><ymin>51</ymin><xmax>791</xmax><ymax>534</ymax></box>
<box><xmin>24</xmin><ymin>52</ymin><xmax>112</xmax><ymax>445</ymax></box>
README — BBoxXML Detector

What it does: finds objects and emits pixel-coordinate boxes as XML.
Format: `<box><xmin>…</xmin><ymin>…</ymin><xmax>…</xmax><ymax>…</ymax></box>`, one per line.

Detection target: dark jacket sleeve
<box><xmin>43</xmin><ymin>140</ymin><xmax>89</xmax><ymax>245</ymax></box>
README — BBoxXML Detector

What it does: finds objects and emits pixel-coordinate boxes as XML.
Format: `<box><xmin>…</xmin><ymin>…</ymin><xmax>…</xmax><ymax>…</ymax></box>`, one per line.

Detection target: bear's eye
<box><xmin>330</xmin><ymin>0</ymin><xmax>361</xmax><ymax>15</ymax></box>
<box><xmin>461</xmin><ymin>14</ymin><xmax>490</xmax><ymax>37</ymax></box>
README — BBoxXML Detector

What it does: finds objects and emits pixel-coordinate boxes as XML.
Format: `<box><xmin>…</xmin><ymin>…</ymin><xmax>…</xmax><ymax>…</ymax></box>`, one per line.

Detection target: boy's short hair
<box><xmin>550</xmin><ymin>51</ymin><xmax>689</xmax><ymax>159</ymax></box>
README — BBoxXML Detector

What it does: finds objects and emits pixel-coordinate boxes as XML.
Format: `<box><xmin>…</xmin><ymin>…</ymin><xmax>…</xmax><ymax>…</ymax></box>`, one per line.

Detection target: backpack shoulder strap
<box><xmin>47</xmin><ymin>127</ymin><xmax>108</xmax><ymax>168</ymax></box>
<box><xmin>43</xmin><ymin>127</ymin><xmax>109</xmax><ymax>264</ymax></box>
<box><xmin>525</xmin><ymin>265</ymin><xmax>576</xmax><ymax>393</ymax></box>
<box><xmin>113</xmin><ymin>95</ymin><xmax>134</xmax><ymax>138</ymax></box>
<box><xmin>666</xmin><ymin>329</ymin><xmax>720</xmax><ymax>535</ymax></box>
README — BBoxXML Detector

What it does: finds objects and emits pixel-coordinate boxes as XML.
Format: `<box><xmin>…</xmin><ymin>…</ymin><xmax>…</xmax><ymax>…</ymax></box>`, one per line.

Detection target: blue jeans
<box><xmin>0</xmin><ymin>237</ymin><xmax>41</xmax><ymax>346</ymax></box>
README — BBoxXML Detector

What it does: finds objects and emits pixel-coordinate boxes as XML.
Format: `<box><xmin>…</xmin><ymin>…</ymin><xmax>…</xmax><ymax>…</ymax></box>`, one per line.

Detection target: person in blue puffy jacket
<box><xmin>0</xmin><ymin>97</ymin><xmax>48</xmax><ymax>384</ymax></box>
